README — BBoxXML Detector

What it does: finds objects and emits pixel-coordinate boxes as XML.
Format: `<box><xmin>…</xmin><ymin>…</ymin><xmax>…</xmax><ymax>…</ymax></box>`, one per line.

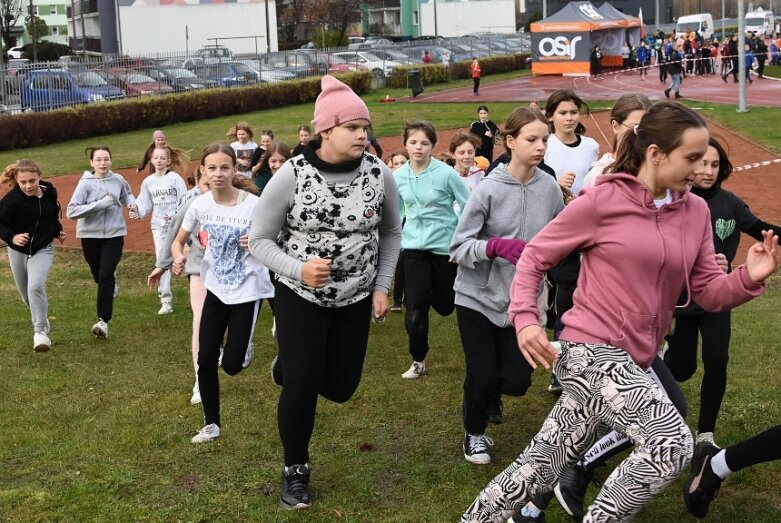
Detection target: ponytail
<box><xmin>1</xmin><ymin>159</ymin><xmax>43</xmax><ymax>187</ymax></box>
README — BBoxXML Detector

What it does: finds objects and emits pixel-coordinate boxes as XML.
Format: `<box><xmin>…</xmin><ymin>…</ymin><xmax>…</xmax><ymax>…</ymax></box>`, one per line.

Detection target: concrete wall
<box><xmin>419</xmin><ymin>0</ymin><xmax>516</xmax><ymax>37</ymax></box>
<box><xmin>117</xmin><ymin>2</ymin><xmax>278</xmax><ymax>55</ymax></box>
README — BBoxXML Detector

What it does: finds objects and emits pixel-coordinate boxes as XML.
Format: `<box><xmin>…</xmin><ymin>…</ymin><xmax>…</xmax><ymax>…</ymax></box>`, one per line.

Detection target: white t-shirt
<box><xmin>544</xmin><ymin>134</ymin><xmax>600</xmax><ymax>196</ymax></box>
<box><xmin>182</xmin><ymin>190</ymin><xmax>273</xmax><ymax>304</ymax></box>
<box><xmin>135</xmin><ymin>171</ymin><xmax>188</xmax><ymax>230</ymax></box>
<box><xmin>457</xmin><ymin>165</ymin><xmax>485</xmax><ymax>191</ymax></box>
<box><xmin>231</xmin><ymin>140</ymin><xmax>258</xmax><ymax>178</ymax></box>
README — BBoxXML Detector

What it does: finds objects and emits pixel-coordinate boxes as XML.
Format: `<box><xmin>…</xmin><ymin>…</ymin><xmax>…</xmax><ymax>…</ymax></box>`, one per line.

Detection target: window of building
<box><xmin>28</xmin><ymin>5</ymin><xmax>39</xmax><ymax>15</ymax></box>
<box><xmin>50</xmin><ymin>5</ymin><xmax>58</xmax><ymax>14</ymax></box>
<box><xmin>51</xmin><ymin>26</ymin><xmax>60</xmax><ymax>35</ymax></box>
<box><xmin>413</xmin><ymin>10</ymin><xmax>418</xmax><ymax>25</ymax></box>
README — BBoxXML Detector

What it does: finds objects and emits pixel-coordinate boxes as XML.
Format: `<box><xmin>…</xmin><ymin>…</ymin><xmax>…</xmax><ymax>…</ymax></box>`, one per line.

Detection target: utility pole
<box><xmin>28</xmin><ymin>0</ymin><xmax>37</xmax><ymax>61</ymax></box>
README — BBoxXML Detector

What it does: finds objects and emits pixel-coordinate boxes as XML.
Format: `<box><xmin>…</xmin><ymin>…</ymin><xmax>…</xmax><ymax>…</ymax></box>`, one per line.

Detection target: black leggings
<box><xmin>81</xmin><ymin>236</ymin><xmax>123</xmax><ymax>322</ymax></box>
<box><xmin>403</xmin><ymin>250</ymin><xmax>457</xmax><ymax>362</ymax></box>
<box><xmin>275</xmin><ymin>283</ymin><xmax>372</xmax><ymax>466</ymax></box>
<box><xmin>457</xmin><ymin>305</ymin><xmax>533</xmax><ymax>435</ymax></box>
<box><xmin>664</xmin><ymin>310</ymin><xmax>730</xmax><ymax>434</ymax></box>
<box><xmin>549</xmin><ymin>251</ymin><xmax>580</xmax><ymax>339</ymax></box>
<box><xmin>197</xmin><ymin>291</ymin><xmax>259</xmax><ymax>427</ymax></box>
<box><xmin>473</xmin><ymin>77</ymin><xmax>480</xmax><ymax>94</ymax></box>
<box><xmin>392</xmin><ymin>249</ymin><xmax>406</xmax><ymax>305</ymax></box>
<box><xmin>725</xmin><ymin>424</ymin><xmax>781</xmax><ymax>472</ymax></box>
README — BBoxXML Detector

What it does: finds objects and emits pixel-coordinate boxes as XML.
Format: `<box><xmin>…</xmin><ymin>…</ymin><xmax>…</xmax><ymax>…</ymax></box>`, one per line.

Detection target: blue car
<box><xmin>20</xmin><ymin>69</ymin><xmax>125</xmax><ymax>111</ymax></box>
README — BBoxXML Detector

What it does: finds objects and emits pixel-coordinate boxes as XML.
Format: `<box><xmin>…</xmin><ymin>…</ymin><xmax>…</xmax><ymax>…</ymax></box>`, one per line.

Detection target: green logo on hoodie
<box><xmin>715</xmin><ymin>218</ymin><xmax>735</xmax><ymax>241</ymax></box>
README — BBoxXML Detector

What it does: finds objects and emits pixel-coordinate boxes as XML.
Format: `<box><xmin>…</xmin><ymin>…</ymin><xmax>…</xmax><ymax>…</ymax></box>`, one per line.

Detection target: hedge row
<box><xmin>0</xmin><ymin>72</ymin><xmax>373</xmax><ymax>151</ymax></box>
<box><xmin>387</xmin><ymin>53</ymin><xmax>530</xmax><ymax>89</ymax></box>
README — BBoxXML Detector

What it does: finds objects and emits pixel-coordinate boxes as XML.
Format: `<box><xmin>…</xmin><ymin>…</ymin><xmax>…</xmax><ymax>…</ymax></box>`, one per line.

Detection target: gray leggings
<box><xmin>461</xmin><ymin>342</ymin><xmax>693</xmax><ymax>523</ymax></box>
<box><xmin>8</xmin><ymin>244</ymin><xmax>54</xmax><ymax>333</ymax></box>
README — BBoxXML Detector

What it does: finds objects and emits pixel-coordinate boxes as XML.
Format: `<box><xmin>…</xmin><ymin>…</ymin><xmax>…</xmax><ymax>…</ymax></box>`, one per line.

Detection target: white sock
<box><xmin>521</xmin><ymin>503</ymin><xmax>542</xmax><ymax>518</ymax></box>
<box><xmin>710</xmin><ymin>450</ymin><xmax>732</xmax><ymax>479</ymax></box>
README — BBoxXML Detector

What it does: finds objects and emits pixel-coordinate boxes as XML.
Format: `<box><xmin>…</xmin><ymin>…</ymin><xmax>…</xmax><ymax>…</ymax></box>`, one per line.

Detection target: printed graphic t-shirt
<box><xmin>183</xmin><ymin>191</ymin><xmax>273</xmax><ymax>304</ymax></box>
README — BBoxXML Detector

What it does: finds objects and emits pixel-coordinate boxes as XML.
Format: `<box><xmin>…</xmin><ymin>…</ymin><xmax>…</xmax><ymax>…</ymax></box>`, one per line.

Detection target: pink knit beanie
<box><xmin>311</xmin><ymin>75</ymin><xmax>370</xmax><ymax>134</ymax></box>
<box><xmin>152</xmin><ymin>130</ymin><xmax>165</xmax><ymax>140</ymax></box>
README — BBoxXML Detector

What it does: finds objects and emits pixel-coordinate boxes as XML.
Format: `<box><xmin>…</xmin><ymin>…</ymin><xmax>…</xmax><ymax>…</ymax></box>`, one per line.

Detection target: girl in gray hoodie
<box><xmin>450</xmin><ymin>107</ymin><xmax>564</xmax><ymax>466</ymax></box>
<box><xmin>67</xmin><ymin>146</ymin><xmax>135</xmax><ymax>339</ymax></box>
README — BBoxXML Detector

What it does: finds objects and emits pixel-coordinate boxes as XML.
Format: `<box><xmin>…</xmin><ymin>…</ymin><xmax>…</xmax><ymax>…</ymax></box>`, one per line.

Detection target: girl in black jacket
<box><xmin>0</xmin><ymin>160</ymin><xmax>65</xmax><ymax>352</ymax></box>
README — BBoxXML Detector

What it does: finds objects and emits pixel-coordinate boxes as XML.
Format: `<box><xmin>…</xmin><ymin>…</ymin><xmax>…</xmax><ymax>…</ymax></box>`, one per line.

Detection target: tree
<box><xmin>277</xmin><ymin>0</ymin><xmax>315</xmax><ymax>46</ymax></box>
<box><xmin>312</xmin><ymin>0</ymin><xmax>363</xmax><ymax>45</ymax></box>
<box><xmin>25</xmin><ymin>14</ymin><xmax>46</xmax><ymax>47</ymax></box>
<box><xmin>1</xmin><ymin>0</ymin><xmax>24</xmax><ymax>55</ymax></box>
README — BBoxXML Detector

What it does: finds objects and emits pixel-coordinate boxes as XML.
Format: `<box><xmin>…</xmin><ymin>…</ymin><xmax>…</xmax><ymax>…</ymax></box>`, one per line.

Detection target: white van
<box><xmin>675</xmin><ymin>14</ymin><xmax>714</xmax><ymax>40</ymax></box>
<box><xmin>745</xmin><ymin>8</ymin><xmax>774</xmax><ymax>36</ymax></box>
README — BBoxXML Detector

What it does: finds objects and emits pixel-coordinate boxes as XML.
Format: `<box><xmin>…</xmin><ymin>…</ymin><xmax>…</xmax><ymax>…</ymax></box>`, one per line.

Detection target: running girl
<box><xmin>469</xmin><ymin>105</ymin><xmax>499</xmax><ymax>161</ymax></box>
<box><xmin>67</xmin><ymin>146</ymin><xmax>135</xmax><ymax>339</ymax></box>
<box><xmin>137</xmin><ymin>130</ymin><xmax>166</xmax><ymax>173</ymax></box>
<box><xmin>395</xmin><ymin>120</ymin><xmax>471</xmax><ymax>379</ymax></box>
<box><xmin>461</xmin><ymin>101</ymin><xmax>777</xmax><ymax>522</ymax></box>
<box><xmin>449</xmin><ymin>132</ymin><xmax>485</xmax><ymax>190</ymax></box>
<box><xmin>253</xmin><ymin>141</ymin><xmax>291</xmax><ymax>194</ymax></box>
<box><xmin>0</xmin><ymin>160</ymin><xmax>66</xmax><ymax>352</ymax></box>
<box><xmin>172</xmin><ymin>143</ymin><xmax>273</xmax><ymax>443</ymax></box>
<box><xmin>248</xmin><ymin>75</ymin><xmax>401</xmax><ymax>510</ymax></box>
<box><xmin>130</xmin><ymin>145</ymin><xmax>188</xmax><ymax>315</ymax></box>
<box><xmin>227</xmin><ymin>122</ymin><xmax>257</xmax><ymax>178</ymax></box>
<box><xmin>292</xmin><ymin>125</ymin><xmax>312</xmax><ymax>156</ymax></box>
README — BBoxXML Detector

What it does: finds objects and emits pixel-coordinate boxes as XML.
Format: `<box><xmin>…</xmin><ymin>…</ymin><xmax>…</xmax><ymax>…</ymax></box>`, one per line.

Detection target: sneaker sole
<box><xmin>401</xmin><ymin>373</ymin><xmax>425</xmax><ymax>379</ymax></box>
<box><xmin>33</xmin><ymin>344</ymin><xmax>51</xmax><ymax>353</ymax></box>
<box><xmin>463</xmin><ymin>452</ymin><xmax>491</xmax><ymax>465</ymax></box>
<box><xmin>280</xmin><ymin>500</ymin><xmax>311</xmax><ymax>510</ymax></box>
<box><xmin>191</xmin><ymin>435</ymin><xmax>219</xmax><ymax>443</ymax></box>
<box><xmin>92</xmin><ymin>328</ymin><xmax>107</xmax><ymax>339</ymax></box>
<box><xmin>553</xmin><ymin>483</ymin><xmax>578</xmax><ymax>517</ymax></box>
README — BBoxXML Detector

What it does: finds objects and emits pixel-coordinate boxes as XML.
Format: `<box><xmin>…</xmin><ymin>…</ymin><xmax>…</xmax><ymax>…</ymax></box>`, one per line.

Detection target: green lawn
<box><xmin>1</xmin><ymin>248</ymin><xmax>779</xmax><ymax>521</ymax></box>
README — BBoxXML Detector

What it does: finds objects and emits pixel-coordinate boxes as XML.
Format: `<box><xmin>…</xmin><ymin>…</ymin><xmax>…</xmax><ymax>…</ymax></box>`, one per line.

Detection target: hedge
<box><xmin>387</xmin><ymin>53</ymin><xmax>530</xmax><ymax>89</ymax></box>
<box><xmin>0</xmin><ymin>72</ymin><xmax>373</xmax><ymax>151</ymax></box>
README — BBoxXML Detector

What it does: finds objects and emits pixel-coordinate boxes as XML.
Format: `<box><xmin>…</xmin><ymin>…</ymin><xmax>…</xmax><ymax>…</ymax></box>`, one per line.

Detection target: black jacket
<box><xmin>0</xmin><ymin>180</ymin><xmax>63</xmax><ymax>255</ymax></box>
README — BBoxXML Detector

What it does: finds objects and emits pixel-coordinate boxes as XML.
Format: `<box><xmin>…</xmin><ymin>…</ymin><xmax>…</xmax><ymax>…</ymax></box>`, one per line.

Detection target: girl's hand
<box><xmin>172</xmin><ymin>255</ymin><xmax>187</xmax><ymax>276</ymax></box>
<box><xmin>128</xmin><ymin>204</ymin><xmax>140</xmax><ymax>220</ymax></box>
<box><xmin>372</xmin><ymin>290</ymin><xmax>389</xmax><ymax>322</ymax></box>
<box><xmin>239</xmin><ymin>234</ymin><xmax>249</xmax><ymax>252</ymax></box>
<box><xmin>746</xmin><ymin>230</ymin><xmax>778</xmax><ymax>283</ymax></box>
<box><xmin>559</xmin><ymin>171</ymin><xmax>576</xmax><ymax>190</ymax></box>
<box><xmin>147</xmin><ymin>267</ymin><xmax>166</xmax><ymax>289</ymax></box>
<box><xmin>715</xmin><ymin>253</ymin><xmax>728</xmax><ymax>273</ymax></box>
<box><xmin>302</xmin><ymin>258</ymin><xmax>331</xmax><ymax>288</ymax></box>
<box><xmin>57</xmin><ymin>231</ymin><xmax>67</xmax><ymax>243</ymax></box>
<box><xmin>518</xmin><ymin>324</ymin><xmax>559</xmax><ymax>370</ymax></box>
<box><xmin>13</xmin><ymin>233</ymin><xmax>29</xmax><ymax>246</ymax></box>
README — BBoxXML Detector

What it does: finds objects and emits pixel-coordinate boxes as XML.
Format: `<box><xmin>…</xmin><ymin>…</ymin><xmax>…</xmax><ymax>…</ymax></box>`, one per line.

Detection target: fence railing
<box><xmin>0</xmin><ymin>35</ymin><xmax>530</xmax><ymax>115</ymax></box>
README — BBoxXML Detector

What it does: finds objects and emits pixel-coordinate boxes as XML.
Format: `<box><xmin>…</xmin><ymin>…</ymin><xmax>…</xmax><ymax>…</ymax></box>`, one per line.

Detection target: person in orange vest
<box><xmin>470</xmin><ymin>56</ymin><xmax>481</xmax><ymax>96</ymax></box>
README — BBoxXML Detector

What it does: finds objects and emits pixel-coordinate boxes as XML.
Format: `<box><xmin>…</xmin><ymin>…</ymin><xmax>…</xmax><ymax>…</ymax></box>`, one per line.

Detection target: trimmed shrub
<box><xmin>0</xmin><ymin>72</ymin><xmax>373</xmax><ymax>151</ymax></box>
<box><xmin>387</xmin><ymin>53</ymin><xmax>530</xmax><ymax>88</ymax></box>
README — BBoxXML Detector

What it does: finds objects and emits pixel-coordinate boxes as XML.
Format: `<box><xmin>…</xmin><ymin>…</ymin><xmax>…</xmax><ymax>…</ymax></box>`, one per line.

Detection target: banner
<box><xmin>531</xmin><ymin>31</ymin><xmax>591</xmax><ymax>63</ymax></box>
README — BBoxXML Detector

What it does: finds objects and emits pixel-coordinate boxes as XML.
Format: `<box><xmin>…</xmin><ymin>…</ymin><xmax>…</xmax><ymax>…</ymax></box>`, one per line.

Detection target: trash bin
<box><xmin>408</xmin><ymin>70</ymin><xmax>424</xmax><ymax>97</ymax></box>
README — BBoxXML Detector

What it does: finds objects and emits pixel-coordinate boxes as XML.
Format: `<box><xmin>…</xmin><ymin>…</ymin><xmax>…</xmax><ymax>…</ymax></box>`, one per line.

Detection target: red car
<box><xmin>96</xmin><ymin>68</ymin><xmax>174</xmax><ymax>96</ymax></box>
<box><xmin>326</xmin><ymin>53</ymin><xmax>369</xmax><ymax>73</ymax></box>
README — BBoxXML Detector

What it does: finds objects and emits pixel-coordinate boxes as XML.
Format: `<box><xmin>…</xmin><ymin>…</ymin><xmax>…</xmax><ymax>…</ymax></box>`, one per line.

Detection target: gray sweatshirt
<box><xmin>156</xmin><ymin>187</ymin><xmax>204</xmax><ymax>276</ymax></box>
<box><xmin>66</xmin><ymin>170</ymin><xmax>135</xmax><ymax>238</ymax></box>
<box><xmin>450</xmin><ymin>164</ymin><xmax>564</xmax><ymax>327</ymax></box>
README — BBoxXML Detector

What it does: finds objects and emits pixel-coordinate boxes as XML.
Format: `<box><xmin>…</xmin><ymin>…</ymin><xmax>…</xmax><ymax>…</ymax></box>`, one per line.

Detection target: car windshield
<box><xmin>168</xmin><ymin>68</ymin><xmax>196</xmax><ymax>79</ymax></box>
<box><xmin>676</xmin><ymin>22</ymin><xmax>701</xmax><ymax>32</ymax></box>
<box><xmin>122</xmin><ymin>73</ymin><xmax>155</xmax><ymax>84</ymax></box>
<box><xmin>76</xmin><ymin>72</ymin><xmax>108</xmax><ymax>87</ymax></box>
<box><xmin>360</xmin><ymin>52</ymin><xmax>383</xmax><ymax>62</ymax></box>
<box><xmin>329</xmin><ymin>54</ymin><xmax>349</xmax><ymax>64</ymax></box>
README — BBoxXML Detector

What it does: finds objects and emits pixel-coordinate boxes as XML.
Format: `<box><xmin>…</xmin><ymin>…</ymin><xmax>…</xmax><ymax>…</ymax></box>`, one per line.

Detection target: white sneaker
<box><xmin>190</xmin><ymin>381</ymin><xmax>201</xmax><ymax>405</ymax></box>
<box><xmin>402</xmin><ymin>360</ymin><xmax>426</xmax><ymax>379</ymax></box>
<box><xmin>92</xmin><ymin>319</ymin><xmax>108</xmax><ymax>339</ymax></box>
<box><xmin>33</xmin><ymin>332</ymin><xmax>51</xmax><ymax>352</ymax></box>
<box><xmin>158</xmin><ymin>303</ymin><xmax>173</xmax><ymax>315</ymax></box>
<box><xmin>696</xmin><ymin>431</ymin><xmax>718</xmax><ymax>446</ymax></box>
<box><xmin>243</xmin><ymin>343</ymin><xmax>254</xmax><ymax>369</ymax></box>
<box><xmin>191</xmin><ymin>423</ymin><xmax>220</xmax><ymax>443</ymax></box>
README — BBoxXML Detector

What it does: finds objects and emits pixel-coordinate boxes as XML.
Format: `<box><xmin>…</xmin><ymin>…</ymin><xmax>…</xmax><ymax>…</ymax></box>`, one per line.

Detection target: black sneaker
<box><xmin>664</xmin><ymin>88</ymin><xmax>671</xmax><ymax>98</ymax></box>
<box><xmin>463</xmin><ymin>432</ymin><xmax>493</xmax><ymax>465</ymax></box>
<box><xmin>487</xmin><ymin>395</ymin><xmax>503</xmax><ymax>425</ymax></box>
<box><xmin>271</xmin><ymin>355</ymin><xmax>282</xmax><ymax>387</ymax></box>
<box><xmin>280</xmin><ymin>464</ymin><xmax>311</xmax><ymax>510</ymax></box>
<box><xmin>547</xmin><ymin>372</ymin><xmax>563</xmax><ymax>394</ymax></box>
<box><xmin>390</xmin><ymin>301</ymin><xmax>403</xmax><ymax>312</ymax></box>
<box><xmin>554</xmin><ymin>463</ymin><xmax>593</xmax><ymax>520</ymax></box>
<box><xmin>684</xmin><ymin>442</ymin><xmax>722</xmax><ymax>518</ymax></box>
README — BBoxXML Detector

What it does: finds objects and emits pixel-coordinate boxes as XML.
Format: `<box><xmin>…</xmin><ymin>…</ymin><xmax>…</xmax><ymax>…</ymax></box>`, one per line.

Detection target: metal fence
<box><xmin>0</xmin><ymin>34</ymin><xmax>530</xmax><ymax>115</ymax></box>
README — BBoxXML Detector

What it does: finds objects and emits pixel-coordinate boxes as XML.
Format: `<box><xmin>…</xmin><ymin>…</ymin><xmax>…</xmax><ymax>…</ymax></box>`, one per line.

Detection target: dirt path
<box><xmin>9</xmin><ymin>112</ymin><xmax>780</xmax><ymax>264</ymax></box>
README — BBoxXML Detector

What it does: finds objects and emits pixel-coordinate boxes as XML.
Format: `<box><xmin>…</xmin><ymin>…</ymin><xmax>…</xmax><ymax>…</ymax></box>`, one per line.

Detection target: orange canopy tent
<box><xmin>530</xmin><ymin>1</ymin><xmax>642</xmax><ymax>76</ymax></box>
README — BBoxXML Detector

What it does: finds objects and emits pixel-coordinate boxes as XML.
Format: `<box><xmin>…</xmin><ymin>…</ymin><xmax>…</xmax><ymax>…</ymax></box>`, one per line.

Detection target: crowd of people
<box><xmin>1</xmin><ymin>75</ymin><xmax>779</xmax><ymax>520</ymax></box>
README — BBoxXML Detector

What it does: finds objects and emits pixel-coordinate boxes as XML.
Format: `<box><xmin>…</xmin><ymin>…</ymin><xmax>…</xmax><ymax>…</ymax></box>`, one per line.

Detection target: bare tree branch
<box><xmin>1</xmin><ymin>0</ymin><xmax>24</xmax><ymax>53</ymax></box>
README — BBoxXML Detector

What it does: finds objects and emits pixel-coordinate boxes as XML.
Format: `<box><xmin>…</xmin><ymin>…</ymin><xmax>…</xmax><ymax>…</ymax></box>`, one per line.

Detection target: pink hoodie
<box><xmin>510</xmin><ymin>173</ymin><xmax>765</xmax><ymax>368</ymax></box>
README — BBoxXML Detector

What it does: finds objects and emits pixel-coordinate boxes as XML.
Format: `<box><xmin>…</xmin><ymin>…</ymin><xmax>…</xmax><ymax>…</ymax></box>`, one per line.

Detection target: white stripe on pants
<box><xmin>8</xmin><ymin>244</ymin><xmax>54</xmax><ymax>333</ymax></box>
<box><xmin>152</xmin><ymin>227</ymin><xmax>172</xmax><ymax>304</ymax></box>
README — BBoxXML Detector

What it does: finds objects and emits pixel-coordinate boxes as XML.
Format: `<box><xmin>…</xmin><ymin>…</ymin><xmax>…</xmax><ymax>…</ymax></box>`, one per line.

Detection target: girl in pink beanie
<box><xmin>249</xmin><ymin>75</ymin><xmax>401</xmax><ymax>511</ymax></box>
<box><xmin>137</xmin><ymin>131</ymin><xmax>167</xmax><ymax>173</ymax></box>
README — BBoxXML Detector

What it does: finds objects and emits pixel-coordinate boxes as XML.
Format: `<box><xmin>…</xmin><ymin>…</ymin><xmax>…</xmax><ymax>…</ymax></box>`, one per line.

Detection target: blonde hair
<box><xmin>1</xmin><ymin>159</ymin><xmax>43</xmax><ymax>187</ymax></box>
<box><xmin>153</xmin><ymin>145</ymin><xmax>190</xmax><ymax>175</ymax></box>
<box><xmin>226</xmin><ymin>122</ymin><xmax>254</xmax><ymax>141</ymax></box>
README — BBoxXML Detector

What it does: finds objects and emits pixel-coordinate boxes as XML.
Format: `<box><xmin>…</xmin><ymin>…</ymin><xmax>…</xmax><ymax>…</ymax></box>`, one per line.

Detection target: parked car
<box><xmin>348</xmin><ymin>37</ymin><xmax>395</xmax><ymax>50</ymax></box>
<box><xmin>8</xmin><ymin>46</ymin><xmax>23</xmax><ymax>59</ymax></box>
<box><xmin>258</xmin><ymin>52</ymin><xmax>327</xmax><ymax>79</ymax></box>
<box><xmin>135</xmin><ymin>66</ymin><xmax>214</xmax><ymax>91</ymax></box>
<box><xmin>370</xmin><ymin>48</ymin><xmax>416</xmax><ymax>65</ymax></box>
<box><xmin>194</xmin><ymin>45</ymin><xmax>234</xmax><ymax>61</ymax></box>
<box><xmin>331</xmin><ymin>51</ymin><xmax>401</xmax><ymax>77</ymax></box>
<box><xmin>19</xmin><ymin>68</ymin><xmax>125</xmax><ymax>111</ymax></box>
<box><xmin>97</xmin><ymin>68</ymin><xmax>174</xmax><ymax>96</ymax></box>
<box><xmin>3</xmin><ymin>58</ymin><xmax>30</xmax><ymax>94</ymax></box>
<box><xmin>192</xmin><ymin>61</ymin><xmax>259</xmax><ymax>87</ymax></box>
<box><xmin>401</xmin><ymin>46</ymin><xmax>451</xmax><ymax>64</ymax></box>
<box><xmin>325</xmin><ymin>53</ymin><xmax>368</xmax><ymax>73</ymax></box>
<box><xmin>238</xmin><ymin>60</ymin><xmax>296</xmax><ymax>83</ymax></box>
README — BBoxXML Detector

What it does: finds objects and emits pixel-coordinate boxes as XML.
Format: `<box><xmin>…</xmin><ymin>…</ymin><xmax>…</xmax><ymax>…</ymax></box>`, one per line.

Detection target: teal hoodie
<box><xmin>394</xmin><ymin>157</ymin><xmax>471</xmax><ymax>256</ymax></box>
<box><xmin>450</xmin><ymin>164</ymin><xmax>564</xmax><ymax>327</ymax></box>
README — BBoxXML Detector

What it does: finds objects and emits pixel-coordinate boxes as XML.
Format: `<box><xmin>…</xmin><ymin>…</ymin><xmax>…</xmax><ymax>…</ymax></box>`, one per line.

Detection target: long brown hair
<box><xmin>502</xmin><ymin>107</ymin><xmax>548</xmax><ymax>153</ymax></box>
<box><xmin>1</xmin><ymin>159</ymin><xmax>42</xmax><ymax>187</ymax></box>
<box><xmin>607</xmin><ymin>101</ymin><xmax>707</xmax><ymax>176</ymax></box>
<box><xmin>545</xmin><ymin>89</ymin><xmax>589</xmax><ymax>136</ymax></box>
<box><xmin>255</xmin><ymin>141</ymin><xmax>292</xmax><ymax>177</ymax></box>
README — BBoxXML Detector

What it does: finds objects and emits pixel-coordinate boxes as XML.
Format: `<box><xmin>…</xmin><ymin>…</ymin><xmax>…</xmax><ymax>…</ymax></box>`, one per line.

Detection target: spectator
<box><xmin>470</xmin><ymin>56</ymin><xmax>481</xmax><ymax>95</ymax></box>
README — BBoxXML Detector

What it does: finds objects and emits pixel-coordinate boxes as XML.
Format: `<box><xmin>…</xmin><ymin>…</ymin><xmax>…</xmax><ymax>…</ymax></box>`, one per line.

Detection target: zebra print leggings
<box><xmin>461</xmin><ymin>341</ymin><xmax>694</xmax><ymax>523</ymax></box>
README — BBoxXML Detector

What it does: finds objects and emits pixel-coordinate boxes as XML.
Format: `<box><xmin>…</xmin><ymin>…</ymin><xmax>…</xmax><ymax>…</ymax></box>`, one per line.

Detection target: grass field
<box><xmin>1</xmin><ymin>248</ymin><xmax>780</xmax><ymax>522</ymax></box>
